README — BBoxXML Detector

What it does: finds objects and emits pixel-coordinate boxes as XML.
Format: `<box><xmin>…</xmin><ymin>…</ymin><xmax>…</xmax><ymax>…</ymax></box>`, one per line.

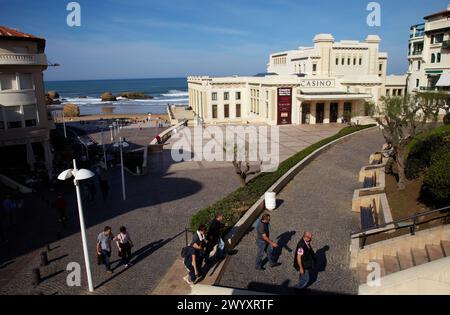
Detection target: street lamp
<box><xmin>113</xmin><ymin>137</ymin><xmax>129</xmax><ymax>201</ymax></box>
<box><xmin>62</xmin><ymin>110</ymin><xmax>67</xmax><ymax>138</ymax></box>
<box><xmin>58</xmin><ymin>159</ymin><xmax>95</xmax><ymax>292</ymax></box>
<box><xmin>100</xmin><ymin>130</ymin><xmax>107</xmax><ymax>170</ymax></box>
<box><xmin>109</xmin><ymin>125</ymin><xmax>113</xmax><ymax>142</ymax></box>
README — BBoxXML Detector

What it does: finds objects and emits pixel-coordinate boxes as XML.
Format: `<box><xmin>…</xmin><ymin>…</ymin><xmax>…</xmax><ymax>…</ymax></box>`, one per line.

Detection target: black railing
<box><xmin>351</xmin><ymin>206</ymin><xmax>450</xmax><ymax>249</ymax></box>
<box><xmin>185</xmin><ymin>227</ymin><xmax>194</xmax><ymax>247</ymax></box>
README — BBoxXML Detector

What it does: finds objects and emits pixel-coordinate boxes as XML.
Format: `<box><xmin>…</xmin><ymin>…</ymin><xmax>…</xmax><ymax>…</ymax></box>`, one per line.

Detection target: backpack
<box><xmin>180</xmin><ymin>246</ymin><xmax>189</xmax><ymax>258</ymax></box>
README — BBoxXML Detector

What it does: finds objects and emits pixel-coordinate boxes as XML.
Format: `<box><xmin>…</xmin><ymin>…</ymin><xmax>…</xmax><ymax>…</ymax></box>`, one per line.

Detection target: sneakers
<box><xmin>106</xmin><ymin>269</ymin><xmax>113</xmax><ymax>274</ymax></box>
<box><xmin>255</xmin><ymin>266</ymin><xmax>266</xmax><ymax>271</ymax></box>
<box><xmin>183</xmin><ymin>275</ymin><xmax>194</xmax><ymax>288</ymax></box>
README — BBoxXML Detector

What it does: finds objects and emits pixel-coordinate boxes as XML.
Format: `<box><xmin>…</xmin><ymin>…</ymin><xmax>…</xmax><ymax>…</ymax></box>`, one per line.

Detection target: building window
<box><xmin>212</xmin><ymin>92</ymin><xmax>217</xmax><ymax>101</ymax></box>
<box><xmin>342</xmin><ymin>58</ymin><xmax>345</xmax><ymax>65</ymax></box>
<box><xmin>224</xmin><ymin>92</ymin><xmax>229</xmax><ymax>101</ymax></box>
<box><xmin>19</xmin><ymin>73</ymin><xmax>33</xmax><ymax>90</ymax></box>
<box><xmin>312</xmin><ymin>64</ymin><xmax>317</xmax><ymax>72</ymax></box>
<box><xmin>416</xmin><ymin>79</ymin><xmax>420</xmax><ymax>88</ymax></box>
<box><xmin>432</xmin><ymin>33</ymin><xmax>444</xmax><ymax>44</ymax></box>
<box><xmin>353</xmin><ymin>58</ymin><xmax>357</xmax><ymax>65</ymax></box>
<box><xmin>336</xmin><ymin>58</ymin><xmax>339</xmax><ymax>66</ymax></box>
<box><xmin>417</xmin><ymin>61</ymin><xmax>421</xmax><ymax>70</ymax></box>
<box><xmin>386</xmin><ymin>89</ymin><xmax>390</xmax><ymax>96</ymax></box>
<box><xmin>0</xmin><ymin>73</ymin><xmax>17</xmax><ymax>91</ymax></box>
<box><xmin>398</xmin><ymin>89</ymin><xmax>402</xmax><ymax>96</ymax></box>
<box><xmin>212</xmin><ymin>105</ymin><xmax>218</xmax><ymax>119</ymax></box>
<box><xmin>236</xmin><ymin>92</ymin><xmax>241</xmax><ymax>100</ymax></box>
<box><xmin>5</xmin><ymin>106</ymin><xmax>23</xmax><ymax>128</ymax></box>
<box><xmin>379</xmin><ymin>63</ymin><xmax>383</xmax><ymax>72</ymax></box>
<box><xmin>236</xmin><ymin>104</ymin><xmax>241</xmax><ymax>118</ymax></box>
<box><xmin>347</xmin><ymin>58</ymin><xmax>351</xmax><ymax>65</ymax></box>
<box><xmin>266</xmin><ymin>91</ymin><xmax>269</xmax><ymax>100</ymax></box>
<box><xmin>437</xmin><ymin>53</ymin><xmax>441</xmax><ymax>63</ymax></box>
<box><xmin>224</xmin><ymin>104</ymin><xmax>229</xmax><ymax>118</ymax></box>
<box><xmin>23</xmin><ymin>104</ymin><xmax>38</xmax><ymax>127</ymax></box>
<box><xmin>359</xmin><ymin>57</ymin><xmax>362</xmax><ymax>65</ymax></box>
<box><xmin>431</xmin><ymin>53</ymin><xmax>436</xmax><ymax>63</ymax></box>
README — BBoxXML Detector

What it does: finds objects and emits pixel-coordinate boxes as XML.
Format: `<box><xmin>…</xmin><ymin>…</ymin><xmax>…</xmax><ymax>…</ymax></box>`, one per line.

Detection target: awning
<box><xmin>436</xmin><ymin>74</ymin><xmax>450</xmax><ymax>87</ymax></box>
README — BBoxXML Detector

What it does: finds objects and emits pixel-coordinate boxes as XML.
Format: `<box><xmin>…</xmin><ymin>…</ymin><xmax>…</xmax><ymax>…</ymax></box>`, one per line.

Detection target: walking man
<box><xmin>97</xmin><ymin>226</ymin><xmax>114</xmax><ymax>274</ymax></box>
<box><xmin>255</xmin><ymin>213</ymin><xmax>280</xmax><ymax>270</ymax></box>
<box><xmin>54</xmin><ymin>193</ymin><xmax>68</xmax><ymax>223</ymax></box>
<box><xmin>294</xmin><ymin>231</ymin><xmax>316</xmax><ymax>290</ymax></box>
<box><xmin>191</xmin><ymin>225</ymin><xmax>207</xmax><ymax>273</ymax></box>
<box><xmin>183</xmin><ymin>243</ymin><xmax>200</xmax><ymax>287</ymax></box>
<box><xmin>205</xmin><ymin>212</ymin><xmax>225</xmax><ymax>264</ymax></box>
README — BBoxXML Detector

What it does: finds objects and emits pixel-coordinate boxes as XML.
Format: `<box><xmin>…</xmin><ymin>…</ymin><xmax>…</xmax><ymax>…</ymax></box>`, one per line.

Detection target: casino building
<box><xmin>188</xmin><ymin>34</ymin><xmax>407</xmax><ymax>125</ymax></box>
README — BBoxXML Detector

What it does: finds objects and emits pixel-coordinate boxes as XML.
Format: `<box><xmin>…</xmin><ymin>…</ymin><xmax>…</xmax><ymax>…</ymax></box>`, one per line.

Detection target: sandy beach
<box><xmin>52</xmin><ymin>113</ymin><xmax>169</xmax><ymax>123</ymax></box>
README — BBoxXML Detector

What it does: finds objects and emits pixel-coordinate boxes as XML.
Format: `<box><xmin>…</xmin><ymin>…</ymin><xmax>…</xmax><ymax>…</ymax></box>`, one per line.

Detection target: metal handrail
<box><xmin>351</xmin><ymin>206</ymin><xmax>450</xmax><ymax>238</ymax></box>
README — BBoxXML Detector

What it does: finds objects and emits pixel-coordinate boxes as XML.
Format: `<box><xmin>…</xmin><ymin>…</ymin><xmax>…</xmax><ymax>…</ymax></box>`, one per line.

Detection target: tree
<box><xmin>374</xmin><ymin>93</ymin><xmax>446</xmax><ymax>190</ymax></box>
<box><xmin>231</xmin><ymin>144</ymin><xmax>261</xmax><ymax>187</ymax></box>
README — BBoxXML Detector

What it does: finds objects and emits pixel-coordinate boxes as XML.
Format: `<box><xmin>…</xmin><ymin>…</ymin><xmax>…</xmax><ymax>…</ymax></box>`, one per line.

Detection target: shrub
<box><xmin>406</xmin><ymin>126</ymin><xmax>450</xmax><ymax>179</ymax></box>
<box><xmin>421</xmin><ymin>150</ymin><xmax>450</xmax><ymax>206</ymax></box>
<box><xmin>63</xmin><ymin>103</ymin><xmax>80</xmax><ymax>117</ymax></box>
<box><xmin>190</xmin><ymin>124</ymin><xmax>376</xmax><ymax>230</ymax></box>
<box><xmin>444</xmin><ymin>112</ymin><xmax>450</xmax><ymax>125</ymax></box>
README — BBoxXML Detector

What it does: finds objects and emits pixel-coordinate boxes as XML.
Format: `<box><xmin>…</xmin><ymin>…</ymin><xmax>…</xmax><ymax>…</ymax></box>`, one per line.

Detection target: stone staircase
<box><xmin>357</xmin><ymin>240</ymin><xmax>450</xmax><ymax>284</ymax></box>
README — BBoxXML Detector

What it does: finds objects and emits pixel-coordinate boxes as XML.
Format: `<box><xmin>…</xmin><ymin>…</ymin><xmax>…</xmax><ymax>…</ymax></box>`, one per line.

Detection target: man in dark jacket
<box><xmin>205</xmin><ymin>212</ymin><xmax>225</xmax><ymax>264</ymax></box>
<box><xmin>294</xmin><ymin>231</ymin><xmax>316</xmax><ymax>289</ymax></box>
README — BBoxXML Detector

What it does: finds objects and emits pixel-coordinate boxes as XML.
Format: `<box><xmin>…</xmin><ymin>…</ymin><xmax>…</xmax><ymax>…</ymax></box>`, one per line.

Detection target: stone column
<box><xmin>43</xmin><ymin>140</ymin><xmax>53</xmax><ymax>172</ymax></box>
<box><xmin>26</xmin><ymin>141</ymin><xmax>35</xmax><ymax>171</ymax></box>
<box><xmin>324</xmin><ymin>102</ymin><xmax>330</xmax><ymax>124</ymax></box>
<box><xmin>310</xmin><ymin>103</ymin><xmax>317</xmax><ymax>125</ymax></box>
<box><xmin>337</xmin><ymin>101</ymin><xmax>344</xmax><ymax>123</ymax></box>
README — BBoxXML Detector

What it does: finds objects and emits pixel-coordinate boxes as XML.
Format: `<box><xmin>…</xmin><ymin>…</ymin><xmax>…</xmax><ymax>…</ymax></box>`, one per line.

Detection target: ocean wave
<box><xmin>161</xmin><ymin>89</ymin><xmax>188</xmax><ymax>97</ymax></box>
<box><xmin>61</xmin><ymin>96</ymin><xmax>188</xmax><ymax>106</ymax></box>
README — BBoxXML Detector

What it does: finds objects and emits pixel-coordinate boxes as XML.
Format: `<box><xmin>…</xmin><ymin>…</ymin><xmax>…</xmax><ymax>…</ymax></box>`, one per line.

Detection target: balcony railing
<box><xmin>0</xmin><ymin>53</ymin><xmax>48</xmax><ymax>66</ymax></box>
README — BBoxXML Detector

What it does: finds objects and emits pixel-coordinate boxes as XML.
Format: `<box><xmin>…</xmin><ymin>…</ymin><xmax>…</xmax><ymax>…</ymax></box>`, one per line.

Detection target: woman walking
<box><xmin>116</xmin><ymin>226</ymin><xmax>133</xmax><ymax>268</ymax></box>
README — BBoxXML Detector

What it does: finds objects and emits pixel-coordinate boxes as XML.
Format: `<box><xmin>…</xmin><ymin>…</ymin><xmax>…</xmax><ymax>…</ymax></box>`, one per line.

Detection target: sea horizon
<box><xmin>45</xmin><ymin>77</ymin><xmax>189</xmax><ymax>115</ymax></box>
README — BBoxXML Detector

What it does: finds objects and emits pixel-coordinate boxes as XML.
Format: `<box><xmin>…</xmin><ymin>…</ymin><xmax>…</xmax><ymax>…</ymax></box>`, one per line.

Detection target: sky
<box><xmin>1</xmin><ymin>0</ymin><xmax>449</xmax><ymax>81</ymax></box>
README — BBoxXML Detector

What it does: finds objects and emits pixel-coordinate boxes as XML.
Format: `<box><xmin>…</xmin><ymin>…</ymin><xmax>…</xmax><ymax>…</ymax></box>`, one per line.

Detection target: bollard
<box><xmin>40</xmin><ymin>251</ymin><xmax>49</xmax><ymax>267</ymax></box>
<box><xmin>32</xmin><ymin>268</ymin><xmax>41</xmax><ymax>286</ymax></box>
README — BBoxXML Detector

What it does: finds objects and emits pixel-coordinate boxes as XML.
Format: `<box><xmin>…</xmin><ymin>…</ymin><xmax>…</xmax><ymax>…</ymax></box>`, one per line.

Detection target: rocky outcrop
<box><xmin>101</xmin><ymin>92</ymin><xmax>117</xmax><ymax>102</ymax></box>
<box><xmin>63</xmin><ymin>103</ymin><xmax>80</xmax><ymax>117</ymax></box>
<box><xmin>120</xmin><ymin>92</ymin><xmax>154</xmax><ymax>100</ymax></box>
<box><xmin>45</xmin><ymin>91</ymin><xmax>61</xmax><ymax>105</ymax></box>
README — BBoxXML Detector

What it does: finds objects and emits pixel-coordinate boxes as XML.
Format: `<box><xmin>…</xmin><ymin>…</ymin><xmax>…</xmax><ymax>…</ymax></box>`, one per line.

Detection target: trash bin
<box><xmin>265</xmin><ymin>192</ymin><xmax>277</xmax><ymax>211</ymax></box>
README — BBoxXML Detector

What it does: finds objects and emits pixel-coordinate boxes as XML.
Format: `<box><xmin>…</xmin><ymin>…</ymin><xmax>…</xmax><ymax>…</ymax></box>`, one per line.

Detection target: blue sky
<box><xmin>1</xmin><ymin>0</ymin><xmax>448</xmax><ymax>81</ymax></box>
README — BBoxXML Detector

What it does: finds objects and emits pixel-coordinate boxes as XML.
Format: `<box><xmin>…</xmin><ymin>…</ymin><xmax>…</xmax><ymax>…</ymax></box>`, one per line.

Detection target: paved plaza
<box><xmin>218</xmin><ymin>128</ymin><xmax>384</xmax><ymax>295</ymax></box>
<box><xmin>0</xmin><ymin>123</ymin><xmax>347</xmax><ymax>295</ymax></box>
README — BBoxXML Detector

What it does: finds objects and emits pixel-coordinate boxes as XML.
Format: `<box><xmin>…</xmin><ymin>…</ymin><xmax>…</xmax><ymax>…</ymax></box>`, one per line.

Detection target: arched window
<box><xmin>437</xmin><ymin>53</ymin><xmax>441</xmax><ymax>63</ymax></box>
<box><xmin>431</xmin><ymin>53</ymin><xmax>436</xmax><ymax>63</ymax></box>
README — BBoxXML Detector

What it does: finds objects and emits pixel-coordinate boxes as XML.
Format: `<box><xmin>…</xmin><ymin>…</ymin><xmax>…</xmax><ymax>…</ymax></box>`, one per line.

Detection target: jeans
<box><xmin>296</xmin><ymin>269</ymin><xmax>310</xmax><ymax>289</ymax></box>
<box><xmin>255</xmin><ymin>240</ymin><xmax>276</xmax><ymax>268</ymax></box>
<box><xmin>205</xmin><ymin>239</ymin><xmax>224</xmax><ymax>262</ymax></box>
<box><xmin>101</xmin><ymin>250</ymin><xmax>111</xmax><ymax>271</ymax></box>
<box><xmin>184</xmin><ymin>258</ymin><xmax>196</xmax><ymax>282</ymax></box>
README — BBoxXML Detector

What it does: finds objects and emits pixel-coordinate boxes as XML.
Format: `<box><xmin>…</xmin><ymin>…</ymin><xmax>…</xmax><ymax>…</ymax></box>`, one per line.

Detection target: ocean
<box><xmin>44</xmin><ymin>77</ymin><xmax>188</xmax><ymax>115</ymax></box>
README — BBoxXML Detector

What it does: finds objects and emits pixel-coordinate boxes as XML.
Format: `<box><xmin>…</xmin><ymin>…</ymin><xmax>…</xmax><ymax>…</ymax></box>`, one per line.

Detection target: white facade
<box><xmin>407</xmin><ymin>5</ymin><xmax>450</xmax><ymax>94</ymax></box>
<box><xmin>188</xmin><ymin>34</ymin><xmax>406</xmax><ymax>126</ymax></box>
<box><xmin>0</xmin><ymin>27</ymin><xmax>52</xmax><ymax>171</ymax></box>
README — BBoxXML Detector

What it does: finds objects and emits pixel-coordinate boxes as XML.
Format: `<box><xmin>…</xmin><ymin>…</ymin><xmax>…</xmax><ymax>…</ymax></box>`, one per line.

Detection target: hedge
<box><xmin>421</xmin><ymin>150</ymin><xmax>450</xmax><ymax>206</ymax></box>
<box><xmin>189</xmin><ymin>124</ymin><xmax>376</xmax><ymax>230</ymax></box>
<box><xmin>406</xmin><ymin>125</ymin><xmax>450</xmax><ymax>180</ymax></box>
<box><xmin>444</xmin><ymin>113</ymin><xmax>450</xmax><ymax>125</ymax></box>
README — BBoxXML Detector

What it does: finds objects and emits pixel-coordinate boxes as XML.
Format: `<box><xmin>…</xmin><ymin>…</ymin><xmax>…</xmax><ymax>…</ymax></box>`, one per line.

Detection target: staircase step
<box><xmin>383</xmin><ymin>255</ymin><xmax>400</xmax><ymax>275</ymax></box>
<box><xmin>411</xmin><ymin>248</ymin><xmax>429</xmax><ymax>266</ymax></box>
<box><xmin>426</xmin><ymin>244</ymin><xmax>445</xmax><ymax>261</ymax></box>
<box><xmin>397</xmin><ymin>252</ymin><xmax>414</xmax><ymax>271</ymax></box>
<box><xmin>441</xmin><ymin>240</ymin><xmax>450</xmax><ymax>257</ymax></box>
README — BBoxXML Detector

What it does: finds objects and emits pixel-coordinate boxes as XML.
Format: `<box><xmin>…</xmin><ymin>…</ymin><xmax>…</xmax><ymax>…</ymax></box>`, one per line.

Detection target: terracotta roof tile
<box><xmin>0</xmin><ymin>26</ymin><xmax>43</xmax><ymax>40</ymax></box>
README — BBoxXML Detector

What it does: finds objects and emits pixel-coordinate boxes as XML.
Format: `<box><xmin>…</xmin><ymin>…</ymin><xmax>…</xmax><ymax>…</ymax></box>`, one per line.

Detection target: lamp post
<box><xmin>101</xmin><ymin>130</ymin><xmax>107</xmax><ymax>170</ymax></box>
<box><xmin>109</xmin><ymin>125</ymin><xmax>113</xmax><ymax>142</ymax></box>
<box><xmin>58</xmin><ymin>160</ymin><xmax>95</xmax><ymax>292</ymax></box>
<box><xmin>62</xmin><ymin>110</ymin><xmax>67</xmax><ymax>138</ymax></box>
<box><xmin>113</xmin><ymin>137</ymin><xmax>129</xmax><ymax>201</ymax></box>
